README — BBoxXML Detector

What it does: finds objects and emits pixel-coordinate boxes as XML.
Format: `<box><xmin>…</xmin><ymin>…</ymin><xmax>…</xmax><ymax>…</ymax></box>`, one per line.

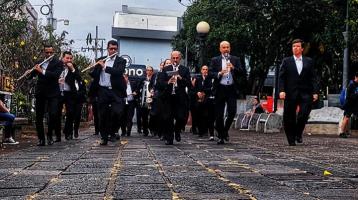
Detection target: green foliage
<box><xmin>173</xmin><ymin>0</ymin><xmax>358</xmax><ymax>95</ymax></box>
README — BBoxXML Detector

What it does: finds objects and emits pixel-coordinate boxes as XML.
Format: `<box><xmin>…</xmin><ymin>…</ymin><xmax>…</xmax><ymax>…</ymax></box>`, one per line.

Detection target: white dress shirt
<box><xmin>220</xmin><ymin>56</ymin><xmax>233</xmax><ymax>85</ymax></box>
<box><xmin>99</xmin><ymin>56</ymin><xmax>115</xmax><ymax>87</ymax></box>
<box><xmin>294</xmin><ymin>55</ymin><xmax>303</xmax><ymax>75</ymax></box>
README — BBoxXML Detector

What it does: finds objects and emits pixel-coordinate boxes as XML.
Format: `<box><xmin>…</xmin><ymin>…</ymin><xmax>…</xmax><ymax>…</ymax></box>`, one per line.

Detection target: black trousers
<box><xmin>73</xmin><ymin>101</ymin><xmax>83</xmax><ymax>136</ymax></box>
<box><xmin>215</xmin><ymin>85</ymin><xmax>237</xmax><ymax>140</ymax></box>
<box><xmin>35</xmin><ymin>94</ymin><xmax>60</xmax><ymax>141</ymax></box>
<box><xmin>141</xmin><ymin>106</ymin><xmax>150</xmax><ymax>135</ymax></box>
<box><xmin>62</xmin><ymin>92</ymin><xmax>76</xmax><ymax>138</ymax></box>
<box><xmin>122</xmin><ymin>100</ymin><xmax>136</xmax><ymax>135</ymax></box>
<box><xmin>164</xmin><ymin>94</ymin><xmax>189</xmax><ymax>142</ymax></box>
<box><xmin>98</xmin><ymin>87</ymin><xmax>125</xmax><ymax>141</ymax></box>
<box><xmin>283</xmin><ymin>94</ymin><xmax>312</xmax><ymax>144</ymax></box>
<box><xmin>91</xmin><ymin>100</ymin><xmax>99</xmax><ymax>135</ymax></box>
<box><xmin>197</xmin><ymin>98</ymin><xmax>215</xmax><ymax>136</ymax></box>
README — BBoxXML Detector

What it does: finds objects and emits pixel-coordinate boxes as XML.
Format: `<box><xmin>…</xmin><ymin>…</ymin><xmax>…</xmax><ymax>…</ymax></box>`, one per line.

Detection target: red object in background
<box><xmin>261</xmin><ymin>96</ymin><xmax>273</xmax><ymax>113</ymax></box>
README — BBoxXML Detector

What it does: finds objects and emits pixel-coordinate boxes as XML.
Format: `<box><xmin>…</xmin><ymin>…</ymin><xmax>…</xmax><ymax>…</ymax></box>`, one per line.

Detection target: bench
<box><xmin>303</xmin><ymin>107</ymin><xmax>343</xmax><ymax>135</ymax></box>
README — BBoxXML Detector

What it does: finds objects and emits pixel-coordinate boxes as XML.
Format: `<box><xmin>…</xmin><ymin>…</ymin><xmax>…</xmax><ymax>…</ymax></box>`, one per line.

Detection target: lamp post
<box><xmin>342</xmin><ymin>0</ymin><xmax>349</xmax><ymax>88</ymax></box>
<box><xmin>196</xmin><ymin>21</ymin><xmax>210</xmax><ymax>73</ymax></box>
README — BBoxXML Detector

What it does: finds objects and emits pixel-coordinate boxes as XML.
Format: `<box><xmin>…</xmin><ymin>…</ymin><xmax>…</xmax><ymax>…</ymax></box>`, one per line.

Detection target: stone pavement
<box><xmin>0</xmin><ymin>128</ymin><xmax>357</xmax><ymax>200</ymax></box>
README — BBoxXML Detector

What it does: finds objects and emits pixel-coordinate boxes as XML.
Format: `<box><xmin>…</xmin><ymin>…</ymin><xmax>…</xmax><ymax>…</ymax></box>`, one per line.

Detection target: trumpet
<box><xmin>81</xmin><ymin>52</ymin><xmax>118</xmax><ymax>73</ymax></box>
<box><xmin>16</xmin><ymin>55</ymin><xmax>54</xmax><ymax>81</ymax></box>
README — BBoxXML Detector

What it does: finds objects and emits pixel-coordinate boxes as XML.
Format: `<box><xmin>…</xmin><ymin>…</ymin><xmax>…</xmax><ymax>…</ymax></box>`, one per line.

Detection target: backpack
<box><xmin>339</xmin><ymin>80</ymin><xmax>353</xmax><ymax>106</ymax></box>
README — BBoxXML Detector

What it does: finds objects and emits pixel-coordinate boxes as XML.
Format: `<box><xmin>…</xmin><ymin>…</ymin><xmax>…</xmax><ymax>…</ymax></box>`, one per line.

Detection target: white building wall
<box><xmin>119</xmin><ymin>38</ymin><xmax>172</xmax><ymax>69</ymax></box>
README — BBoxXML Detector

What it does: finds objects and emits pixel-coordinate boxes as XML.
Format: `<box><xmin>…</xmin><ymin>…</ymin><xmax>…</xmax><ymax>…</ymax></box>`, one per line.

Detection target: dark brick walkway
<box><xmin>0</xmin><ymin>127</ymin><xmax>357</xmax><ymax>199</ymax></box>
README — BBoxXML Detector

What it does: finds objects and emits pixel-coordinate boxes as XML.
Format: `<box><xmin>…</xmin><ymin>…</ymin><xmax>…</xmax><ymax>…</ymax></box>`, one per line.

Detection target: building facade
<box><xmin>112</xmin><ymin>5</ymin><xmax>182</xmax><ymax>68</ymax></box>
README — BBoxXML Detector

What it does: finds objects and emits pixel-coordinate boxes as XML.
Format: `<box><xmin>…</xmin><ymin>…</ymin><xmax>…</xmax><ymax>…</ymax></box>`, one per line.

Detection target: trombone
<box><xmin>16</xmin><ymin>55</ymin><xmax>54</xmax><ymax>81</ymax></box>
<box><xmin>81</xmin><ymin>52</ymin><xmax>118</xmax><ymax>73</ymax></box>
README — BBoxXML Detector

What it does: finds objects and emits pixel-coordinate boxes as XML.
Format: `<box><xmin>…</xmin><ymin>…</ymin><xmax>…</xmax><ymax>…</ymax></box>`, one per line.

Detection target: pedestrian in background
<box><xmin>339</xmin><ymin>71</ymin><xmax>358</xmax><ymax>138</ymax></box>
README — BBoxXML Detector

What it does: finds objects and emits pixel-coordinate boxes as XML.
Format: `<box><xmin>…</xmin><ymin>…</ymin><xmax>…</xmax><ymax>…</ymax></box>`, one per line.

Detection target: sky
<box><xmin>28</xmin><ymin>0</ymin><xmax>187</xmax><ymax>59</ymax></box>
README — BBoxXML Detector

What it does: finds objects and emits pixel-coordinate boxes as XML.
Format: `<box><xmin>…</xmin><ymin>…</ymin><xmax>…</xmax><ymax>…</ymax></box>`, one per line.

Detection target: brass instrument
<box><xmin>16</xmin><ymin>55</ymin><xmax>54</xmax><ymax>81</ymax></box>
<box><xmin>170</xmin><ymin>63</ymin><xmax>179</xmax><ymax>95</ymax></box>
<box><xmin>81</xmin><ymin>52</ymin><xmax>118</xmax><ymax>73</ymax></box>
<box><xmin>141</xmin><ymin>79</ymin><xmax>153</xmax><ymax>109</ymax></box>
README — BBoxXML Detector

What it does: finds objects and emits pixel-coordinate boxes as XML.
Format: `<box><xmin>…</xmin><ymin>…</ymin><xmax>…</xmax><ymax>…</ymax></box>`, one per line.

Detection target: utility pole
<box><xmin>95</xmin><ymin>26</ymin><xmax>98</xmax><ymax>60</ymax></box>
<box><xmin>48</xmin><ymin>0</ymin><xmax>54</xmax><ymax>42</ymax></box>
<box><xmin>342</xmin><ymin>0</ymin><xmax>349</xmax><ymax>88</ymax></box>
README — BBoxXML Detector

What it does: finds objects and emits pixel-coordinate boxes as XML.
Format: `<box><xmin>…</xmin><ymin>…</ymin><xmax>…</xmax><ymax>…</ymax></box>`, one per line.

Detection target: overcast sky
<box><xmin>28</xmin><ymin>0</ymin><xmax>187</xmax><ymax>59</ymax></box>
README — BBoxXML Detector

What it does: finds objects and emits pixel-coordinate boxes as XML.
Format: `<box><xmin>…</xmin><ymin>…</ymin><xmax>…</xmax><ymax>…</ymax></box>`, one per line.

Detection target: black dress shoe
<box><xmin>37</xmin><ymin>140</ymin><xmax>45</xmax><ymax>146</ymax></box>
<box><xmin>224</xmin><ymin>136</ymin><xmax>229</xmax><ymax>142</ymax></box>
<box><xmin>296</xmin><ymin>137</ymin><xmax>303</xmax><ymax>143</ymax></box>
<box><xmin>74</xmin><ymin>131</ymin><xmax>79</xmax><ymax>138</ymax></box>
<box><xmin>175</xmin><ymin>133</ymin><xmax>181</xmax><ymax>142</ymax></box>
<box><xmin>100</xmin><ymin>139</ymin><xmax>108</xmax><ymax>145</ymax></box>
<box><xmin>165</xmin><ymin>140</ymin><xmax>173</xmax><ymax>145</ymax></box>
<box><xmin>217</xmin><ymin>139</ymin><xmax>225</xmax><ymax>145</ymax></box>
<box><xmin>289</xmin><ymin>142</ymin><xmax>296</xmax><ymax>146</ymax></box>
<box><xmin>48</xmin><ymin>140</ymin><xmax>54</xmax><ymax>145</ymax></box>
<box><xmin>54</xmin><ymin>138</ymin><xmax>61</xmax><ymax>142</ymax></box>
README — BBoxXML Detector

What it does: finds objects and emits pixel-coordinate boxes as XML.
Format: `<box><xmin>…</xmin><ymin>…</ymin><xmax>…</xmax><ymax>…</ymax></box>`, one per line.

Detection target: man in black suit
<box><xmin>160</xmin><ymin>51</ymin><xmax>190</xmax><ymax>145</ymax></box>
<box><xmin>139</xmin><ymin>66</ymin><xmax>156</xmax><ymax>136</ymax></box>
<box><xmin>192</xmin><ymin>65</ymin><xmax>215</xmax><ymax>138</ymax></box>
<box><xmin>58</xmin><ymin>51</ymin><xmax>83</xmax><ymax>140</ymax></box>
<box><xmin>29</xmin><ymin>44</ymin><xmax>63</xmax><ymax>146</ymax></box>
<box><xmin>279</xmin><ymin>39</ymin><xmax>319</xmax><ymax>146</ymax></box>
<box><xmin>210</xmin><ymin>41</ymin><xmax>246</xmax><ymax>144</ymax></box>
<box><xmin>90</xmin><ymin>40</ymin><xmax>127</xmax><ymax>145</ymax></box>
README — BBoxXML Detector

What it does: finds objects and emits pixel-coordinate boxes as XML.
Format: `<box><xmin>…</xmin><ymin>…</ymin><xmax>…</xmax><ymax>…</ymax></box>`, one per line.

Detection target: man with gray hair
<box><xmin>210</xmin><ymin>41</ymin><xmax>246</xmax><ymax>144</ymax></box>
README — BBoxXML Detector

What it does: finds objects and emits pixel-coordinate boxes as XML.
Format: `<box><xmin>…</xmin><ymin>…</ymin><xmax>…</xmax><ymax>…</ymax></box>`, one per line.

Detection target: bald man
<box><xmin>210</xmin><ymin>41</ymin><xmax>246</xmax><ymax>144</ymax></box>
<box><xmin>158</xmin><ymin>51</ymin><xmax>190</xmax><ymax>145</ymax></box>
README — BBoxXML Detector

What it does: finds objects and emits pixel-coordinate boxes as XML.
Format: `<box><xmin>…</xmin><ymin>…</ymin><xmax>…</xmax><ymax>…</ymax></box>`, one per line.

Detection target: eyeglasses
<box><xmin>45</xmin><ymin>51</ymin><xmax>54</xmax><ymax>54</ymax></box>
<box><xmin>108</xmin><ymin>48</ymin><xmax>118</xmax><ymax>50</ymax></box>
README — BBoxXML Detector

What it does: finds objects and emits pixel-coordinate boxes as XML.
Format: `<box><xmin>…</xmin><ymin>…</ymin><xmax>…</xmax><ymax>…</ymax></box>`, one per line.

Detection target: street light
<box><xmin>196</xmin><ymin>21</ymin><xmax>210</xmax><ymax>73</ymax></box>
<box><xmin>342</xmin><ymin>0</ymin><xmax>349</xmax><ymax>88</ymax></box>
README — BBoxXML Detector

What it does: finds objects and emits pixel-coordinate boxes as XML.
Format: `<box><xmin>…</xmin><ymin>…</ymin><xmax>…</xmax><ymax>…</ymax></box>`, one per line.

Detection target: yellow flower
<box><xmin>20</xmin><ymin>41</ymin><xmax>25</xmax><ymax>47</ymax></box>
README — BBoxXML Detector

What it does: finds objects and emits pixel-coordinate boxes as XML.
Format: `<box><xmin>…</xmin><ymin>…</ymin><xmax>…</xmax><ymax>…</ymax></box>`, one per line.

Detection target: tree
<box><xmin>173</xmin><ymin>0</ymin><xmax>358</xmax><ymax>96</ymax></box>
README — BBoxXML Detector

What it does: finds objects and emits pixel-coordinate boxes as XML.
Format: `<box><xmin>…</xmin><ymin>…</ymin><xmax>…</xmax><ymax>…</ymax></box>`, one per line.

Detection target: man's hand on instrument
<box><xmin>98</xmin><ymin>60</ymin><xmax>105</xmax><ymax>69</ymax></box>
<box><xmin>67</xmin><ymin>63</ymin><xmax>75</xmax><ymax>71</ymax></box>
<box><xmin>168</xmin><ymin>76</ymin><xmax>176</xmax><ymax>84</ymax></box>
<box><xmin>313</xmin><ymin>94</ymin><xmax>318</xmax><ymax>102</ymax></box>
<box><xmin>34</xmin><ymin>64</ymin><xmax>42</xmax><ymax>73</ymax></box>
<box><xmin>279</xmin><ymin>92</ymin><xmax>286</xmax><ymax>100</ymax></box>
<box><xmin>219</xmin><ymin>69</ymin><xmax>228</xmax><ymax>76</ymax></box>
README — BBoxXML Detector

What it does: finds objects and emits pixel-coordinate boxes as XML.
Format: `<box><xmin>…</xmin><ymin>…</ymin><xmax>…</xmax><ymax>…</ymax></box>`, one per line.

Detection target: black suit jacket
<box><xmin>210</xmin><ymin>55</ymin><xmax>246</xmax><ymax>98</ymax></box>
<box><xmin>279</xmin><ymin>56</ymin><xmax>319</xmax><ymax>100</ymax></box>
<box><xmin>160</xmin><ymin>64</ymin><xmax>191</xmax><ymax>98</ymax></box>
<box><xmin>89</xmin><ymin>55</ymin><xmax>127</xmax><ymax>98</ymax></box>
<box><xmin>193</xmin><ymin>74</ymin><xmax>214</xmax><ymax>100</ymax></box>
<box><xmin>30</xmin><ymin>57</ymin><xmax>63</xmax><ymax>98</ymax></box>
<box><xmin>64</xmin><ymin>65</ymin><xmax>82</xmax><ymax>94</ymax></box>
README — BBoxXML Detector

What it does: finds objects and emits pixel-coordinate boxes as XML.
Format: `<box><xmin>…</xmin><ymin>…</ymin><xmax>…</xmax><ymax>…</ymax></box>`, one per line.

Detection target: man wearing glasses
<box><xmin>90</xmin><ymin>40</ymin><xmax>127</xmax><ymax>145</ymax></box>
<box><xmin>29</xmin><ymin>44</ymin><xmax>63</xmax><ymax>146</ymax></box>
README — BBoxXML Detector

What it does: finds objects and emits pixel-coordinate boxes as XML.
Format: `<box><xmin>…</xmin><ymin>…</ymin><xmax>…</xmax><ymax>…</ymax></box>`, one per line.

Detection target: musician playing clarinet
<box><xmin>58</xmin><ymin>51</ymin><xmax>83</xmax><ymax>141</ymax></box>
<box><xmin>89</xmin><ymin>40</ymin><xmax>127</xmax><ymax>145</ymax></box>
<box><xmin>29</xmin><ymin>44</ymin><xmax>62</xmax><ymax>146</ymax></box>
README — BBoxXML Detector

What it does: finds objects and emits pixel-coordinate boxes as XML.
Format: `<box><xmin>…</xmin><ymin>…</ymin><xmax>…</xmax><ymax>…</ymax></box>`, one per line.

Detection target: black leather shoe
<box><xmin>74</xmin><ymin>131</ymin><xmax>79</xmax><ymax>138</ymax></box>
<box><xmin>37</xmin><ymin>140</ymin><xmax>45</xmax><ymax>146</ymax></box>
<box><xmin>48</xmin><ymin>139</ymin><xmax>54</xmax><ymax>145</ymax></box>
<box><xmin>175</xmin><ymin>133</ymin><xmax>181</xmax><ymax>142</ymax></box>
<box><xmin>217</xmin><ymin>139</ymin><xmax>225</xmax><ymax>145</ymax></box>
<box><xmin>165</xmin><ymin>140</ymin><xmax>173</xmax><ymax>145</ymax></box>
<box><xmin>289</xmin><ymin>142</ymin><xmax>296</xmax><ymax>146</ymax></box>
<box><xmin>100</xmin><ymin>139</ymin><xmax>108</xmax><ymax>145</ymax></box>
<box><xmin>296</xmin><ymin>137</ymin><xmax>303</xmax><ymax>143</ymax></box>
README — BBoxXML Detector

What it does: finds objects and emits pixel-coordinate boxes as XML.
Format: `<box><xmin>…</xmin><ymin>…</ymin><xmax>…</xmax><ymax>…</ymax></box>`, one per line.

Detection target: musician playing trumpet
<box><xmin>28</xmin><ymin>44</ymin><xmax>63</xmax><ymax>146</ymax></box>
